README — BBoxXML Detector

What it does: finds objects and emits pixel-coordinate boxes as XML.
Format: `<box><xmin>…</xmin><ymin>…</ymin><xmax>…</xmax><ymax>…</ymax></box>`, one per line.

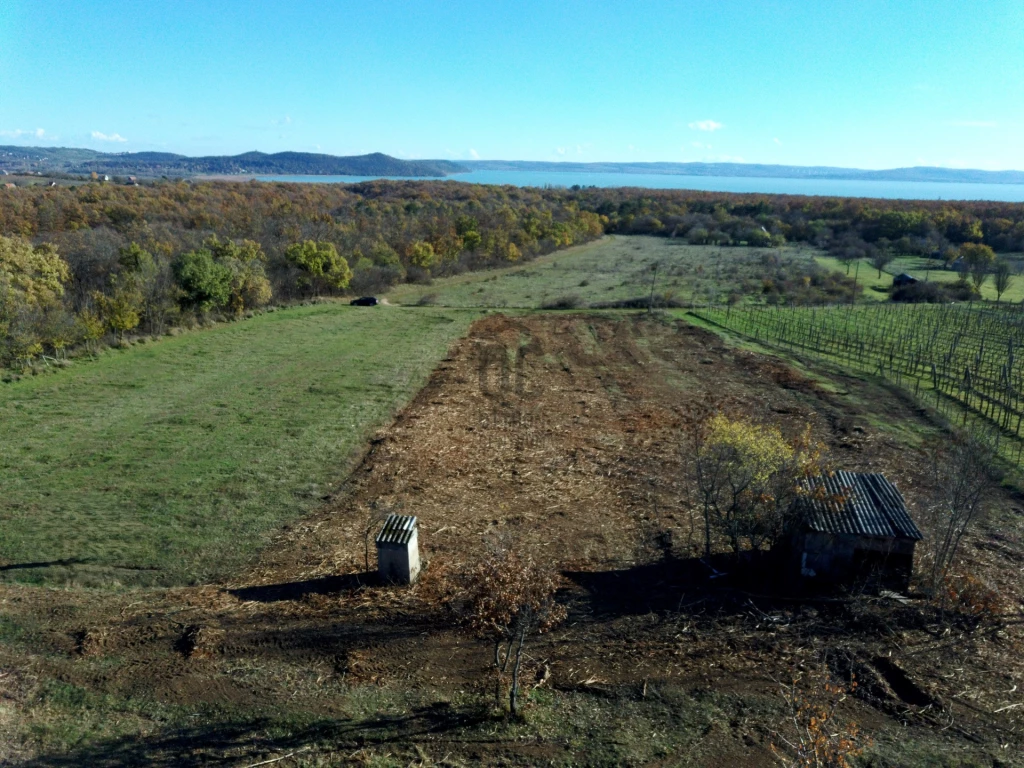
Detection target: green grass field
<box><xmin>0</xmin><ymin>304</ymin><xmax>478</xmax><ymax>587</ymax></box>
<box><xmin>387</xmin><ymin>236</ymin><xmax>829</xmax><ymax>309</ymax></box>
<box><xmin>814</xmin><ymin>254</ymin><xmax>1024</xmax><ymax>303</ymax></box>
<box><xmin>812</xmin><ymin>256</ymin><xmax>892</xmax><ymax>300</ymax></box>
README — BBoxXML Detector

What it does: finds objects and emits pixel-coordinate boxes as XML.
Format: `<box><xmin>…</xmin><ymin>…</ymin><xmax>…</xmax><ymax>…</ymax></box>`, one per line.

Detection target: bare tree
<box><xmin>363</xmin><ymin>500</ymin><xmax>397</xmax><ymax>573</ymax></box>
<box><xmin>969</xmin><ymin>260</ymin><xmax>990</xmax><ymax>293</ymax></box>
<box><xmin>457</xmin><ymin>540</ymin><xmax>565</xmax><ymax>718</ymax></box>
<box><xmin>647</xmin><ymin>261</ymin><xmax>661</xmax><ymax>314</ymax></box>
<box><xmin>870</xmin><ymin>246</ymin><xmax>895</xmax><ymax>278</ymax></box>
<box><xmin>924</xmin><ymin>433</ymin><xmax>991</xmax><ymax>595</ymax></box>
<box><xmin>993</xmin><ymin>260</ymin><xmax>1013</xmax><ymax>304</ymax></box>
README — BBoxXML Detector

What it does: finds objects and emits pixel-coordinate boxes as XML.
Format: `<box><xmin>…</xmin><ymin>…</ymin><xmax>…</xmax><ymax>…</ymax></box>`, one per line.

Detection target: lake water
<box><xmin>254</xmin><ymin>170</ymin><xmax>1024</xmax><ymax>202</ymax></box>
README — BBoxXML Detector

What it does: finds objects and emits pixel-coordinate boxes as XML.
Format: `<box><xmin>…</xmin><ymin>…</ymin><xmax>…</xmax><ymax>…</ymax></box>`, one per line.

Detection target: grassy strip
<box><xmin>0</xmin><ymin>304</ymin><xmax>479</xmax><ymax>588</ymax></box>
<box><xmin>12</xmin><ymin>677</ymin><xmax>1001</xmax><ymax>767</ymax></box>
<box><xmin>814</xmin><ymin>254</ymin><xmax>1024</xmax><ymax>304</ymax></box>
<box><xmin>387</xmin><ymin>236</ymin><xmax>831</xmax><ymax>309</ymax></box>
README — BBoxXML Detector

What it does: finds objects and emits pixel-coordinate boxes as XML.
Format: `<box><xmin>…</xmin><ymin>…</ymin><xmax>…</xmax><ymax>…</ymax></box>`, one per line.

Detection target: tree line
<box><xmin>581</xmin><ymin>187</ymin><xmax>1024</xmax><ymax>255</ymax></box>
<box><xmin>0</xmin><ymin>179</ymin><xmax>605</xmax><ymax>368</ymax></box>
<box><xmin>2</xmin><ymin>178</ymin><xmax>1022</xmax><ymax>368</ymax></box>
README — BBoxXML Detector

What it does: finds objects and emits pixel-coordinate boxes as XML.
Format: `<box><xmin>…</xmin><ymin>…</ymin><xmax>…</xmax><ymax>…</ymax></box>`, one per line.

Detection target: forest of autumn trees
<box><xmin>1</xmin><ymin>177</ymin><xmax>1023</xmax><ymax>367</ymax></box>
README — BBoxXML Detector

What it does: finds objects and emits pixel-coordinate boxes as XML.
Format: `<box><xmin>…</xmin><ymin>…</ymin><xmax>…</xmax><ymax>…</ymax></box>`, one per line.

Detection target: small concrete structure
<box><xmin>376</xmin><ymin>514</ymin><xmax>420</xmax><ymax>584</ymax></box>
<box><xmin>792</xmin><ymin>471</ymin><xmax>923</xmax><ymax>592</ymax></box>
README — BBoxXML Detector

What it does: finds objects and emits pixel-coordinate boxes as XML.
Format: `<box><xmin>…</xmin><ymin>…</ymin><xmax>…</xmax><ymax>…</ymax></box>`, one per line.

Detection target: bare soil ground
<box><xmin>1</xmin><ymin>313</ymin><xmax>1022</xmax><ymax>766</ymax></box>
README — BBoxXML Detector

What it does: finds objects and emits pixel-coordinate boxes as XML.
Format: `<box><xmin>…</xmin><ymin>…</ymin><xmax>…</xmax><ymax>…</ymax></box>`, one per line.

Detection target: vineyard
<box><xmin>692</xmin><ymin>302</ymin><xmax>1024</xmax><ymax>466</ymax></box>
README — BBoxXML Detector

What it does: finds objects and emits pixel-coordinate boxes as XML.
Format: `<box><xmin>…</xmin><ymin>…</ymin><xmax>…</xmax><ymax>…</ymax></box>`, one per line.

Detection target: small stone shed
<box><xmin>375</xmin><ymin>514</ymin><xmax>421</xmax><ymax>584</ymax></box>
<box><xmin>792</xmin><ymin>471</ymin><xmax>923</xmax><ymax>591</ymax></box>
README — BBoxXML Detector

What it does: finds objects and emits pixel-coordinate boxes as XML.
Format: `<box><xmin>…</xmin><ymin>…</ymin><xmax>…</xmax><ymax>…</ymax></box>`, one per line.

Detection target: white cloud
<box><xmin>556</xmin><ymin>146</ymin><xmax>566</xmax><ymax>155</ymax></box>
<box><xmin>949</xmin><ymin>120</ymin><xmax>997</xmax><ymax>128</ymax></box>
<box><xmin>1</xmin><ymin>128</ymin><xmax>46</xmax><ymax>139</ymax></box>
<box><xmin>91</xmin><ymin>131</ymin><xmax>127</xmax><ymax>142</ymax></box>
<box><xmin>691</xmin><ymin>141</ymin><xmax>712</xmax><ymax>149</ymax></box>
<box><xmin>773</xmin><ymin>137</ymin><xmax>782</xmax><ymax>145</ymax></box>
<box><xmin>469</xmin><ymin>148</ymin><xmax>480</xmax><ymax>159</ymax></box>
<box><xmin>689</xmin><ymin>120</ymin><xmax>723</xmax><ymax>132</ymax></box>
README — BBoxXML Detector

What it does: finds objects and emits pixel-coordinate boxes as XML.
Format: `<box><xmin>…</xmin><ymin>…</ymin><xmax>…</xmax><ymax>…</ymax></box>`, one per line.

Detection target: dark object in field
<box><xmin>891</xmin><ymin>280</ymin><xmax>974</xmax><ymax>303</ymax></box>
<box><xmin>540</xmin><ymin>294</ymin><xmax>582</xmax><ymax>310</ymax></box>
<box><xmin>589</xmin><ymin>296</ymin><xmax>686</xmax><ymax>309</ymax></box>
<box><xmin>791</xmin><ymin>471</ymin><xmax>923</xmax><ymax>592</ymax></box>
<box><xmin>892</xmin><ymin>273</ymin><xmax>919</xmax><ymax>288</ymax></box>
<box><xmin>350</xmin><ymin>296</ymin><xmax>379</xmax><ymax>306</ymax></box>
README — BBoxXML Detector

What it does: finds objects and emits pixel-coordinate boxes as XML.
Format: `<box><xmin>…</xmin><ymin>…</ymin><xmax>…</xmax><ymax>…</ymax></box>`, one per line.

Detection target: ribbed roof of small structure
<box><xmin>799</xmin><ymin>471</ymin><xmax>922</xmax><ymax>540</ymax></box>
<box><xmin>376</xmin><ymin>514</ymin><xmax>417</xmax><ymax>546</ymax></box>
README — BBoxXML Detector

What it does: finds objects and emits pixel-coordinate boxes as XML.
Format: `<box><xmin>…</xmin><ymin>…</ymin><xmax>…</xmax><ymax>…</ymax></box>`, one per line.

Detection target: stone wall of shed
<box><xmin>377</xmin><ymin>533</ymin><xmax>421</xmax><ymax>584</ymax></box>
<box><xmin>798</xmin><ymin>532</ymin><xmax>915</xmax><ymax>591</ymax></box>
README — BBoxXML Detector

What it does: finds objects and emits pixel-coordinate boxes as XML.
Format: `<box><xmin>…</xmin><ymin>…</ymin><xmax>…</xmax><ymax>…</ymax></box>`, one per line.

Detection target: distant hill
<box><xmin>457</xmin><ymin>160</ymin><xmax>1024</xmax><ymax>185</ymax></box>
<box><xmin>3</xmin><ymin>145</ymin><xmax>1019</xmax><ymax>185</ymax></box>
<box><xmin>0</xmin><ymin>146</ymin><xmax>466</xmax><ymax>178</ymax></box>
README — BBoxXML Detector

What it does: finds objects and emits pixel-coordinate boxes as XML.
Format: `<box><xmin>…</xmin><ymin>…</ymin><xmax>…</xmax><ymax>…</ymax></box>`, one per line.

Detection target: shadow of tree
<box><xmin>563</xmin><ymin>554</ymin><xmax>740</xmax><ymax>618</ymax></box>
<box><xmin>24</xmin><ymin>702</ymin><xmax>488</xmax><ymax>767</ymax></box>
<box><xmin>228</xmin><ymin>571</ymin><xmax>379</xmax><ymax>603</ymax></box>
<box><xmin>563</xmin><ymin>553</ymin><xmax>940</xmax><ymax>647</ymax></box>
<box><xmin>0</xmin><ymin>558</ymin><xmax>92</xmax><ymax>572</ymax></box>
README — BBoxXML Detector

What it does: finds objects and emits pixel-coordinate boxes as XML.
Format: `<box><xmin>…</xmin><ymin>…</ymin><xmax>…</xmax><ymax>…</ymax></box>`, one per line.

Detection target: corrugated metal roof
<box><xmin>799</xmin><ymin>471</ymin><xmax>922</xmax><ymax>540</ymax></box>
<box><xmin>376</xmin><ymin>514</ymin><xmax>418</xmax><ymax>546</ymax></box>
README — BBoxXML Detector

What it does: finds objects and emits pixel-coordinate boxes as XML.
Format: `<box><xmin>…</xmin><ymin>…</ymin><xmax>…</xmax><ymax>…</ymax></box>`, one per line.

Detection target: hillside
<box><xmin>1</xmin><ymin>304</ymin><xmax>1021</xmax><ymax>764</ymax></box>
<box><xmin>0</xmin><ymin>146</ymin><xmax>466</xmax><ymax>177</ymax></box>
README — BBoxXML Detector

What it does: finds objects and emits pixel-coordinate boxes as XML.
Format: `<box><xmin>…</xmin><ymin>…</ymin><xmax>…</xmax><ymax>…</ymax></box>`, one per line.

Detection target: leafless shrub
<box><xmin>452</xmin><ymin>538</ymin><xmax>566</xmax><ymax>718</ymax></box>
<box><xmin>922</xmin><ymin>433</ymin><xmax>992</xmax><ymax>597</ymax></box>
<box><xmin>772</xmin><ymin>667</ymin><xmax>870</xmax><ymax>768</ymax></box>
<box><xmin>942</xmin><ymin>570</ymin><xmax>1005</xmax><ymax>622</ymax></box>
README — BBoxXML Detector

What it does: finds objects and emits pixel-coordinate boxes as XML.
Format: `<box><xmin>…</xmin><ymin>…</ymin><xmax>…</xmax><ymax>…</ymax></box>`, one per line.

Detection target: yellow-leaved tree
<box><xmin>0</xmin><ymin>235</ymin><xmax>70</xmax><ymax>306</ymax></box>
<box><xmin>0</xmin><ymin>235</ymin><xmax>71</xmax><ymax>366</ymax></box>
<box><xmin>408</xmin><ymin>240</ymin><xmax>436</xmax><ymax>269</ymax></box>
<box><xmin>688</xmin><ymin>410</ymin><xmax>827</xmax><ymax>557</ymax></box>
<box><xmin>284</xmin><ymin>240</ymin><xmax>352</xmax><ymax>297</ymax></box>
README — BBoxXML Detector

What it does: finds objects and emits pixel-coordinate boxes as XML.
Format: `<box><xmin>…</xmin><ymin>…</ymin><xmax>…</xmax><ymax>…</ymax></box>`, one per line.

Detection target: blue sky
<box><xmin>1</xmin><ymin>1</ymin><xmax>1022</xmax><ymax>170</ymax></box>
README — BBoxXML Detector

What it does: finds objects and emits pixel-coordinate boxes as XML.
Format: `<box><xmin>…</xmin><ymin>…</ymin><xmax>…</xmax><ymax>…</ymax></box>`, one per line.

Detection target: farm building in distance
<box><xmin>792</xmin><ymin>471</ymin><xmax>923</xmax><ymax>592</ymax></box>
<box><xmin>376</xmin><ymin>513</ymin><xmax>421</xmax><ymax>584</ymax></box>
